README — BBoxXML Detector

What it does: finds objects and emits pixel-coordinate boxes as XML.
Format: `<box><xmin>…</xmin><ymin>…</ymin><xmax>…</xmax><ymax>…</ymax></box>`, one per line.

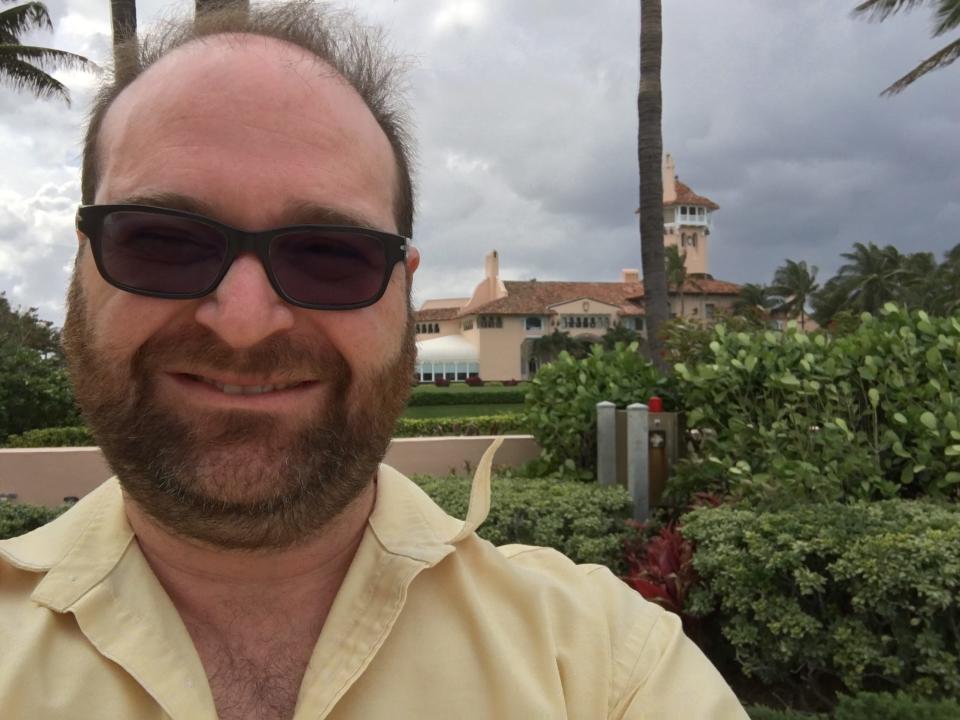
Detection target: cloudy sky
<box><xmin>1</xmin><ymin>0</ymin><xmax>958</xmax><ymax>325</ymax></box>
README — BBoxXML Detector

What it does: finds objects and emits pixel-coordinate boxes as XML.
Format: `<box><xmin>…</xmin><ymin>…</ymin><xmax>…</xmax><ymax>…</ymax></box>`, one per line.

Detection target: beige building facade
<box><xmin>414</xmin><ymin>157</ymin><xmax>740</xmax><ymax>382</ymax></box>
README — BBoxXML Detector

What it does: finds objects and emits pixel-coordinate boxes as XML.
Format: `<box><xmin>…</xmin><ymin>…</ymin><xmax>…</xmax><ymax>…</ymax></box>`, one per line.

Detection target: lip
<box><xmin>163</xmin><ymin>372</ymin><xmax>323</xmax><ymax>410</ymax></box>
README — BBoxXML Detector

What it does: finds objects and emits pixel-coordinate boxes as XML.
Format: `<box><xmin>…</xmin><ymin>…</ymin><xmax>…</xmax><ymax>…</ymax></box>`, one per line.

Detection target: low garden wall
<box><xmin>0</xmin><ymin>435</ymin><xmax>540</xmax><ymax>507</ymax></box>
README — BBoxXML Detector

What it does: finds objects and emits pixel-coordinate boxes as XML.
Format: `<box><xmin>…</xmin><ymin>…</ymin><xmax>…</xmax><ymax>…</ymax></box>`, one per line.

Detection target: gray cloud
<box><xmin>1</xmin><ymin>0</ymin><xmax>957</xmax><ymax>324</ymax></box>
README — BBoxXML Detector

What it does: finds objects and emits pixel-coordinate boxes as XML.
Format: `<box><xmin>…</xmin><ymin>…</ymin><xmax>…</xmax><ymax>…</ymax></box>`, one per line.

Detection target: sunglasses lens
<box><xmin>270</xmin><ymin>230</ymin><xmax>388</xmax><ymax>307</ymax></box>
<box><xmin>100</xmin><ymin>211</ymin><xmax>227</xmax><ymax>295</ymax></box>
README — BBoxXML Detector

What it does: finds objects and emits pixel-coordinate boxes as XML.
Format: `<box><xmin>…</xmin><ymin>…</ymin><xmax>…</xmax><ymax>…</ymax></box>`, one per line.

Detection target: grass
<box><xmin>403</xmin><ymin>403</ymin><xmax>525</xmax><ymax>419</ymax></box>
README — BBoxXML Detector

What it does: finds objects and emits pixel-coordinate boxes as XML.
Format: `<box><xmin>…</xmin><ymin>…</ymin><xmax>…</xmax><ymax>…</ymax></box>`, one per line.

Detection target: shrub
<box><xmin>832</xmin><ymin>691</ymin><xmax>960</xmax><ymax>720</ymax></box>
<box><xmin>394</xmin><ymin>414</ymin><xmax>529</xmax><ymax>437</ymax></box>
<box><xmin>502</xmin><ymin>379</ymin><xmax>519</xmax><ymax>386</ymax></box>
<box><xmin>408</xmin><ymin>386</ymin><xmax>526</xmax><ymax>406</ymax></box>
<box><xmin>0</xmin><ymin>502</ymin><xmax>68</xmax><ymax>539</ymax></box>
<box><xmin>745</xmin><ymin>708</ymin><xmax>823</xmax><ymax>720</ymax></box>
<box><xmin>622</xmin><ymin>522</ymin><xmax>698</xmax><ymax>632</ymax></box>
<box><xmin>434</xmin><ymin>377</ymin><xmax>450</xmax><ymax>387</ymax></box>
<box><xmin>5</xmin><ymin>425</ymin><xmax>95</xmax><ymax>448</ymax></box>
<box><xmin>683</xmin><ymin>500</ymin><xmax>960</xmax><ymax>702</ymax></box>
<box><xmin>672</xmin><ymin>305</ymin><xmax>960</xmax><ymax>508</ymax></box>
<box><xmin>464</xmin><ymin>376</ymin><xmax>484</xmax><ymax>387</ymax></box>
<box><xmin>524</xmin><ymin>343</ymin><xmax>675</xmax><ymax>480</ymax></box>
<box><xmin>414</xmin><ymin>474</ymin><xmax>635</xmax><ymax>571</ymax></box>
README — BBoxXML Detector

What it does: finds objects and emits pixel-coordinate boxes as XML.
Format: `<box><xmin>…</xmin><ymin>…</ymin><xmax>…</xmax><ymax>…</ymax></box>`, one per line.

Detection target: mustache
<box><xmin>130</xmin><ymin>325</ymin><xmax>351</xmax><ymax>382</ymax></box>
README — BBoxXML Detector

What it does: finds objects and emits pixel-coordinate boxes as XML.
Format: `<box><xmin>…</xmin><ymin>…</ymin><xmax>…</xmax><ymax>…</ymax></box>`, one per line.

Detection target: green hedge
<box><xmin>414</xmin><ymin>475</ymin><xmax>634</xmax><ymax>571</ymax></box>
<box><xmin>673</xmin><ymin>306</ymin><xmax>960</xmax><ymax>507</ymax></box>
<box><xmin>395</xmin><ymin>414</ymin><xmax>529</xmax><ymax>437</ymax></box>
<box><xmin>5</xmin><ymin>426</ymin><xmax>95</xmax><ymax>447</ymax></box>
<box><xmin>747</xmin><ymin>692</ymin><xmax>960</xmax><ymax>720</ymax></box>
<box><xmin>5</xmin><ymin>416</ymin><xmax>531</xmax><ymax>447</ymax></box>
<box><xmin>0</xmin><ymin>502</ymin><xmax>68</xmax><ymax>540</ymax></box>
<box><xmin>408</xmin><ymin>386</ymin><xmax>527</xmax><ymax>407</ymax></box>
<box><xmin>683</xmin><ymin>500</ymin><xmax>960</xmax><ymax>700</ymax></box>
<box><xmin>524</xmin><ymin>343</ymin><xmax>675</xmax><ymax>480</ymax></box>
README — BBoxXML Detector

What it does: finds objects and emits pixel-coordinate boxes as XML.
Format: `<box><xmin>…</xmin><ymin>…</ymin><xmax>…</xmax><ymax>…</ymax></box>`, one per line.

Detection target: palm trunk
<box><xmin>195</xmin><ymin>0</ymin><xmax>249</xmax><ymax>15</ymax></box>
<box><xmin>638</xmin><ymin>0</ymin><xmax>669</xmax><ymax>373</ymax></box>
<box><xmin>111</xmin><ymin>0</ymin><xmax>137</xmax><ymax>57</ymax></box>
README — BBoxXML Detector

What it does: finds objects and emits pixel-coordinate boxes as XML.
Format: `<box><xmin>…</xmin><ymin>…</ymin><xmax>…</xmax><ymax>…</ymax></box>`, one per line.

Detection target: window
<box><xmin>478</xmin><ymin>315</ymin><xmax>503</xmax><ymax>329</ymax></box>
<box><xmin>462</xmin><ymin>319</ymin><xmax>474</xmax><ymax>331</ymax></box>
<box><xmin>706</xmin><ymin>303</ymin><xmax>716</xmax><ymax>319</ymax></box>
<box><xmin>525</xmin><ymin>316</ymin><xmax>542</xmax><ymax>331</ymax></box>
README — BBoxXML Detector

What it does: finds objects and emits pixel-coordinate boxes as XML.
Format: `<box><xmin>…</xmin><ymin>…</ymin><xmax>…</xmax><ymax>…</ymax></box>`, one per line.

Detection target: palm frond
<box><xmin>853</xmin><ymin>0</ymin><xmax>932</xmax><ymax>21</ymax></box>
<box><xmin>0</xmin><ymin>2</ymin><xmax>53</xmax><ymax>40</ymax></box>
<box><xmin>0</xmin><ymin>43</ymin><xmax>94</xmax><ymax>72</ymax></box>
<box><xmin>933</xmin><ymin>0</ymin><xmax>960</xmax><ymax>35</ymax></box>
<box><xmin>881</xmin><ymin>36</ymin><xmax>960</xmax><ymax>94</ymax></box>
<box><xmin>0</xmin><ymin>53</ymin><xmax>68</xmax><ymax>102</ymax></box>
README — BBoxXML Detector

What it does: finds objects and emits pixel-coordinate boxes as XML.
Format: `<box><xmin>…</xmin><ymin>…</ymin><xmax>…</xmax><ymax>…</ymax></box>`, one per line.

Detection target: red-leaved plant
<box><xmin>621</xmin><ymin>492</ymin><xmax>721</xmax><ymax>635</ymax></box>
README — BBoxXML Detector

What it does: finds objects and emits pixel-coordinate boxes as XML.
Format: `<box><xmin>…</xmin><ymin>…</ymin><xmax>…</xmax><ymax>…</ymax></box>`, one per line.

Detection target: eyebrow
<box><xmin>114</xmin><ymin>192</ymin><xmax>385</xmax><ymax>232</ymax></box>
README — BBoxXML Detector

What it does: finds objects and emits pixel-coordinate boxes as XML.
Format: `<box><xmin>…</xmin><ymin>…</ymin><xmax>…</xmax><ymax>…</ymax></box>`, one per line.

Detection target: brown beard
<box><xmin>62</xmin><ymin>274</ymin><xmax>416</xmax><ymax>550</ymax></box>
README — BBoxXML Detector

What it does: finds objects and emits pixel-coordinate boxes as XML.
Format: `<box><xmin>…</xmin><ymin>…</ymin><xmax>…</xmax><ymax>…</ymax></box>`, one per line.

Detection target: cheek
<box><xmin>78</xmin><ymin>255</ymin><xmax>187</xmax><ymax>358</ymax></box>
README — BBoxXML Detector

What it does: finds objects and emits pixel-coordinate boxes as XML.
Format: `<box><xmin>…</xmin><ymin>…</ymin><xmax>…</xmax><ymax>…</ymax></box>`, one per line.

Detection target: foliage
<box><xmin>395</xmin><ymin>414</ymin><xmax>529</xmax><ymax>438</ymax></box>
<box><xmin>0</xmin><ymin>347</ymin><xmax>80</xmax><ymax>442</ymax></box>
<box><xmin>0</xmin><ymin>501</ymin><xmax>67</xmax><ymax>539</ymax></box>
<box><xmin>731</xmin><ymin>282</ymin><xmax>780</xmax><ymax>326</ymax></box>
<box><xmin>622</xmin><ymin>522</ymin><xmax>697</xmax><ymax>626</ymax></box>
<box><xmin>853</xmin><ymin>0</ymin><xmax>960</xmax><ymax>95</ymax></box>
<box><xmin>811</xmin><ymin>242</ymin><xmax>960</xmax><ymax>325</ymax></box>
<box><xmin>831</xmin><ymin>691</ymin><xmax>960</xmax><ymax>720</ymax></box>
<box><xmin>414</xmin><ymin>474</ymin><xmax>634</xmax><ymax>571</ymax></box>
<box><xmin>524</xmin><ymin>343</ymin><xmax>674</xmax><ymax>480</ymax></box>
<box><xmin>4</xmin><ymin>425</ymin><xmax>94</xmax><ymax>447</ymax></box>
<box><xmin>684</xmin><ymin>501</ymin><xmax>960</xmax><ymax>702</ymax></box>
<box><xmin>601</xmin><ymin>323</ymin><xmax>642</xmax><ymax>351</ymax></box>
<box><xmin>672</xmin><ymin>305</ymin><xmax>960</xmax><ymax>508</ymax></box>
<box><xmin>771</xmin><ymin>259</ymin><xmax>819</xmax><ymax>329</ymax></box>
<box><xmin>408</xmin><ymin>384</ymin><xmax>527</xmax><ymax>407</ymax></box>
<box><xmin>531</xmin><ymin>329</ymin><xmax>591</xmax><ymax>363</ymax></box>
<box><xmin>0</xmin><ymin>0</ymin><xmax>95</xmax><ymax>104</ymax></box>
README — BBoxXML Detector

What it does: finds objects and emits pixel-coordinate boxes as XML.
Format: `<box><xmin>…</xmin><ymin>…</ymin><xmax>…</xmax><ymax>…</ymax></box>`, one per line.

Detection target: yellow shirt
<box><xmin>0</xmin><ymin>450</ymin><xmax>748</xmax><ymax>719</ymax></box>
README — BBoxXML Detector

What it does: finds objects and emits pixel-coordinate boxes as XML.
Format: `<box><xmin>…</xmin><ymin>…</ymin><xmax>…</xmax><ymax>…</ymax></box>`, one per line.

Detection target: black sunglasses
<box><xmin>76</xmin><ymin>204</ymin><xmax>409</xmax><ymax>310</ymax></box>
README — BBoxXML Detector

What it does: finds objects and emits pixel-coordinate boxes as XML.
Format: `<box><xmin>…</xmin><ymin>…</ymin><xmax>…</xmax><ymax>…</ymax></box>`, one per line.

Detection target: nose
<box><xmin>194</xmin><ymin>254</ymin><xmax>295</xmax><ymax>348</ymax></box>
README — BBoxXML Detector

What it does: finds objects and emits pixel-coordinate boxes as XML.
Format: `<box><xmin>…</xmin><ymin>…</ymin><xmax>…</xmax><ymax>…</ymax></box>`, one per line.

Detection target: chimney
<box><xmin>621</xmin><ymin>269</ymin><xmax>640</xmax><ymax>283</ymax></box>
<box><xmin>662</xmin><ymin>153</ymin><xmax>677</xmax><ymax>204</ymax></box>
<box><xmin>485</xmin><ymin>250</ymin><xmax>500</xmax><ymax>280</ymax></box>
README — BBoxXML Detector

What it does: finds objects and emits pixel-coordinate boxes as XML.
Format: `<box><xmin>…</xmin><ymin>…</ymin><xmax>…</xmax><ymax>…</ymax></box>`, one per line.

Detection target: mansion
<box><xmin>413</xmin><ymin>157</ymin><xmax>742</xmax><ymax>382</ymax></box>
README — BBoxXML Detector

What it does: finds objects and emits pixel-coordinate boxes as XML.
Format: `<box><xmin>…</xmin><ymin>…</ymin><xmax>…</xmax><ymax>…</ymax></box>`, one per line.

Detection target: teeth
<box><xmin>193</xmin><ymin>375</ymin><xmax>301</xmax><ymax>395</ymax></box>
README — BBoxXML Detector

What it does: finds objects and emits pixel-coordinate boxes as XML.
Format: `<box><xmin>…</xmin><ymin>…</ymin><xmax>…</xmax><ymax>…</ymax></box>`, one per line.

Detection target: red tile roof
<box><xmin>665</xmin><ymin>180</ymin><xmax>720</xmax><ymax>210</ymax></box>
<box><xmin>414</xmin><ymin>306</ymin><xmax>462</xmax><ymax>322</ymax></box>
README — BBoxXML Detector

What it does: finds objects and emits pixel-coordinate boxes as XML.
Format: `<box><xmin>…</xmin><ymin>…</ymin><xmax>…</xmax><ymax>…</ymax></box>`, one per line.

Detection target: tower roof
<box><xmin>664</xmin><ymin>179</ymin><xmax>719</xmax><ymax>210</ymax></box>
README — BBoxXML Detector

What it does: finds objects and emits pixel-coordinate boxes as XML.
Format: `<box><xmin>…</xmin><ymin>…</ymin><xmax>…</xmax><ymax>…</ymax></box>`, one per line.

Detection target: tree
<box><xmin>853</xmin><ymin>0</ymin><xmax>960</xmax><ymax>95</ymax></box>
<box><xmin>110</xmin><ymin>0</ymin><xmax>137</xmax><ymax>57</ymax></box>
<box><xmin>834</xmin><ymin>242</ymin><xmax>904</xmax><ymax>314</ymax></box>
<box><xmin>531</xmin><ymin>329</ymin><xmax>589</xmax><ymax>365</ymax></box>
<box><xmin>0</xmin><ymin>0</ymin><xmax>95</xmax><ymax>104</ymax></box>
<box><xmin>0</xmin><ymin>293</ymin><xmax>79</xmax><ymax>442</ymax></box>
<box><xmin>638</xmin><ymin>0</ymin><xmax>669</xmax><ymax>373</ymax></box>
<box><xmin>732</xmin><ymin>283</ymin><xmax>777</xmax><ymax>326</ymax></box>
<box><xmin>195</xmin><ymin>0</ymin><xmax>248</xmax><ymax>16</ymax></box>
<box><xmin>770</xmin><ymin>259</ymin><xmax>819</xmax><ymax>330</ymax></box>
<box><xmin>665</xmin><ymin>244</ymin><xmax>688</xmax><ymax>317</ymax></box>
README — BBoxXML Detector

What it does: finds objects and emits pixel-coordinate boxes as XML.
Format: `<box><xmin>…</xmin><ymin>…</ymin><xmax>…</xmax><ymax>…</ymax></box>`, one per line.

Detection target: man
<box><xmin>0</xmin><ymin>3</ymin><xmax>748</xmax><ymax>718</ymax></box>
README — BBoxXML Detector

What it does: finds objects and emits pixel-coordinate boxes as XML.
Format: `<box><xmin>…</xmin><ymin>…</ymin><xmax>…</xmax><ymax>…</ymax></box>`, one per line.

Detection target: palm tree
<box><xmin>732</xmin><ymin>283</ymin><xmax>777</xmax><ymax>325</ymax></box>
<box><xmin>853</xmin><ymin>0</ymin><xmax>960</xmax><ymax>95</ymax></box>
<box><xmin>770</xmin><ymin>259</ymin><xmax>819</xmax><ymax>330</ymax></box>
<box><xmin>638</xmin><ymin>0</ymin><xmax>669</xmax><ymax>373</ymax></box>
<box><xmin>834</xmin><ymin>242</ymin><xmax>904</xmax><ymax>314</ymax></box>
<box><xmin>665</xmin><ymin>245</ymin><xmax>688</xmax><ymax>317</ymax></box>
<box><xmin>110</xmin><ymin>0</ymin><xmax>137</xmax><ymax>57</ymax></box>
<box><xmin>0</xmin><ymin>0</ymin><xmax>93</xmax><ymax>104</ymax></box>
<box><xmin>195</xmin><ymin>0</ymin><xmax>248</xmax><ymax>16</ymax></box>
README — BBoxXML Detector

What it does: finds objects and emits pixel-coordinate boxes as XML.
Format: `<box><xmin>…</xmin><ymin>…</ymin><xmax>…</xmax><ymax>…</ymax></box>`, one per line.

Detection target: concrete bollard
<box><xmin>596</xmin><ymin>401</ymin><xmax>617</xmax><ymax>486</ymax></box>
<box><xmin>626</xmin><ymin>403</ymin><xmax>650</xmax><ymax>521</ymax></box>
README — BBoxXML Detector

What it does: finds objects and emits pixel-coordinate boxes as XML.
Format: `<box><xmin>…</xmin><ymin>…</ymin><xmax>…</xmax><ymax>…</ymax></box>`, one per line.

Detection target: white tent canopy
<box><xmin>415</xmin><ymin>335</ymin><xmax>479</xmax><ymax>382</ymax></box>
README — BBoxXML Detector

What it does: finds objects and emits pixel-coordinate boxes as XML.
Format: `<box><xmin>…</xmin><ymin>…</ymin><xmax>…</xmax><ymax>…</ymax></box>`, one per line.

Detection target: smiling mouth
<box><xmin>184</xmin><ymin>374</ymin><xmax>312</xmax><ymax>396</ymax></box>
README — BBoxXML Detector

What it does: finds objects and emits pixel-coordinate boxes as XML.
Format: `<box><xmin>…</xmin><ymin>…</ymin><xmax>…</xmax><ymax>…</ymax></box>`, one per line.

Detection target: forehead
<box><xmin>95</xmin><ymin>34</ymin><xmax>399</xmax><ymax>231</ymax></box>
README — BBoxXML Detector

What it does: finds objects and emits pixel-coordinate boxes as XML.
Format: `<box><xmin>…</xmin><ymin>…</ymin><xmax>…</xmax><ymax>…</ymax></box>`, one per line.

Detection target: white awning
<box><xmin>415</xmin><ymin>335</ymin><xmax>479</xmax><ymax>363</ymax></box>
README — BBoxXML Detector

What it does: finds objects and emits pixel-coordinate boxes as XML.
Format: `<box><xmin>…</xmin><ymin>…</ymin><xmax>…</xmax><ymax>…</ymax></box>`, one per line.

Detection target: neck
<box><xmin>124</xmin><ymin>481</ymin><xmax>375</xmax><ymax>621</ymax></box>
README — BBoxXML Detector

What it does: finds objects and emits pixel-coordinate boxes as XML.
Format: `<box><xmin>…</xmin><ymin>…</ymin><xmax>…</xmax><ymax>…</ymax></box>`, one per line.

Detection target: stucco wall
<box><xmin>0</xmin><ymin>436</ymin><xmax>541</xmax><ymax>508</ymax></box>
<box><xmin>476</xmin><ymin>316</ymin><xmax>528</xmax><ymax>380</ymax></box>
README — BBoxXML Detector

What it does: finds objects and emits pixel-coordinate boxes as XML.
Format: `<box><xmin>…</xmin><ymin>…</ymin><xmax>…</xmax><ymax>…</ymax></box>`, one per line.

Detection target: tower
<box><xmin>662</xmin><ymin>154</ymin><xmax>719</xmax><ymax>276</ymax></box>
